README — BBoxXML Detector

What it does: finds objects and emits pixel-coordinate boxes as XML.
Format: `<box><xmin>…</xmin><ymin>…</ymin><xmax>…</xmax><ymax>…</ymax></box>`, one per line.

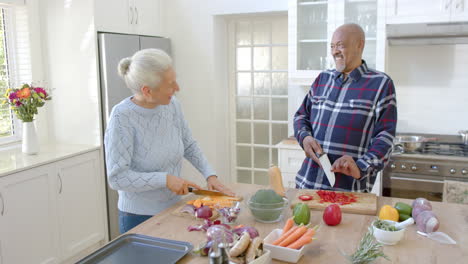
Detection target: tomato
<box><xmin>323</xmin><ymin>204</ymin><xmax>342</xmax><ymax>226</ymax></box>
<box><xmin>299</xmin><ymin>195</ymin><xmax>313</xmax><ymax>201</ymax></box>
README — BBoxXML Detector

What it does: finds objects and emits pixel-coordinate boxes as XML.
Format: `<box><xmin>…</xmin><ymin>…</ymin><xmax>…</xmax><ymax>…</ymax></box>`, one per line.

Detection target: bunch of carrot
<box><xmin>271</xmin><ymin>217</ymin><xmax>318</xmax><ymax>250</ymax></box>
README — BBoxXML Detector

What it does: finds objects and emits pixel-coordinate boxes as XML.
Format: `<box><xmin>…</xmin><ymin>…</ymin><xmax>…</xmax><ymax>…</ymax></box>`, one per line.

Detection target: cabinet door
<box><xmin>0</xmin><ymin>165</ymin><xmax>59</xmax><ymax>264</ymax></box>
<box><xmin>386</xmin><ymin>0</ymin><xmax>451</xmax><ymax>24</ymax></box>
<box><xmin>56</xmin><ymin>151</ymin><xmax>106</xmax><ymax>260</ymax></box>
<box><xmin>134</xmin><ymin>0</ymin><xmax>162</xmax><ymax>36</ymax></box>
<box><xmin>288</xmin><ymin>0</ymin><xmax>330</xmax><ymax>84</ymax></box>
<box><xmin>95</xmin><ymin>0</ymin><xmax>132</xmax><ymax>34</ymax></box>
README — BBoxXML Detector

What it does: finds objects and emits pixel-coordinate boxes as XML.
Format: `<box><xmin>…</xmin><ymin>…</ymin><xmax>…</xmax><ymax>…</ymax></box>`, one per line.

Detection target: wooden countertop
<box><xmin>128</xmin><ymin>183</ymin><xmax>468</xmax><ymax>263</ymax></box>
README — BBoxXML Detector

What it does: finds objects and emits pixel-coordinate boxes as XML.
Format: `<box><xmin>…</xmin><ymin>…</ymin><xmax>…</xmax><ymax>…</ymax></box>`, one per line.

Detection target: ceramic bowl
<box><xmin>372</xmin><ymin>220</ymin><xmax>405</xmax><ymax>245</ymax></box>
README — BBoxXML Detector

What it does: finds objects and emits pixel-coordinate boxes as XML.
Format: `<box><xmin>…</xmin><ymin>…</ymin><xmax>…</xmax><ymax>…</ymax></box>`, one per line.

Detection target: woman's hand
<box><xmin>330</xmin><ymin>155</ymin><xmax>361</xmax><ymax>179</ymax></box>
<box><xmin>207</xmin><ymin>175</ymin><xmax>236</xmax><ymax>196</ymax></box>
<box><xmin>166</xmin><ymin>174</ymin><xmax>202</xmax><ymax>195</ymax></box>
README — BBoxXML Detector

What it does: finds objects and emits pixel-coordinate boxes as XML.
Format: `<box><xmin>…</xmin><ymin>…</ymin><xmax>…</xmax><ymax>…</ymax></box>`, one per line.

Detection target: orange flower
<box><xmin>17</xmin><ymin>87</ymin><xmax>31</xmax><ymax>99</ymax></box>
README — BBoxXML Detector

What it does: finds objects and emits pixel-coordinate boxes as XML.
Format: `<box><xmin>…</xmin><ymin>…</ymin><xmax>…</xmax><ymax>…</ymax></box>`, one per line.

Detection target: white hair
<box><xmin>118</xmin><ymin>49</ymin><xmax>172</xmax><ymax>94</ymax></box>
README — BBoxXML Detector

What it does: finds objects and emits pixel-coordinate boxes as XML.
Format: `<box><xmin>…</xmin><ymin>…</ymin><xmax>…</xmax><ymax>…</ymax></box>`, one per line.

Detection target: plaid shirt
<box><xmin>294</xmin><ymin>61</ymin><xmax>397</xmax><ymax>192</ymax></box>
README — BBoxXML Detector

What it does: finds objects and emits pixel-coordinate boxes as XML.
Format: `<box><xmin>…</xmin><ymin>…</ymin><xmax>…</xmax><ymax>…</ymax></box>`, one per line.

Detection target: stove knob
<box><xmin>462</xmin><ymin>169</ymin><xmax>467</xmax><ymax>175</ymax></box>
<box><xmin>401</xmin><ymin>164</ymin><xmax>407</xmax><ymax>170</ymax></box>
<box><xmin>411</xmin><ymin>165</ymin><xmax>417</xmax><ymax>171</ymax></box>
<box><xmin>450</xmin><ymin>168</ymin><xmax>456</xmax><ymax>174</ymax></box>
<box><xmin>390</xmin><ymin>164</ymin><xmax>396</xmax><ymax>169</ymax></box>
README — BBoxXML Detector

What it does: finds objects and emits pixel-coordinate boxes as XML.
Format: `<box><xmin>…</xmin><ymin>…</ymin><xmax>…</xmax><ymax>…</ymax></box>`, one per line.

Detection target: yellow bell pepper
<box><xmin>378</xmin><ymin>205</ymin><xmax>399</xmax><ymax>222</ymax></box>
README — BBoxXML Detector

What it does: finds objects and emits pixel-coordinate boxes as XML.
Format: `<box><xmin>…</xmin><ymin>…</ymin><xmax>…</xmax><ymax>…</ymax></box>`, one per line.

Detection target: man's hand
<box><xmin>166</xmin><ymin>174</ymin><xmax>202</xmax><ymax>195</ymax></box>
<box><xmin>302</xmin><ymin>136</ymin><xmax>323</xmax><ymax>166</ymax></box>
<box><xmin>207</xmin><ymin>175</ymin><xmax>236</xmax><ymax>196</ymax></box>
<box><xmin>330</xmin><ymin>155</ymin><xmax>361</xmax><ymax>179</ymax></box>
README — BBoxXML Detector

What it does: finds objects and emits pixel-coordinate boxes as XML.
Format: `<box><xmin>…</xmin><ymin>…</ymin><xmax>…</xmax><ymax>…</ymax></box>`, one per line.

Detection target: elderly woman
<box><xmin>104</xmin><ymin>49</ymin><xmax>234</xmax><ymax>233</ymax></box>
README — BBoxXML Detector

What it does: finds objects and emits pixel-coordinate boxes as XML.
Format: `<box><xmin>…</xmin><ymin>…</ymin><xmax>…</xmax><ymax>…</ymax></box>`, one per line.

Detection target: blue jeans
<box><xmin>118</xmin><ymin>210</ymin><xmax>152</xmax><ymax>234</ymax></box>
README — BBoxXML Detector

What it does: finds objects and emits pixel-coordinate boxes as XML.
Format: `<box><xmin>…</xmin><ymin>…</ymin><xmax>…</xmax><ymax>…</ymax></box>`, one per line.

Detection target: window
<box><xmin>229</xmin><ymin>16</ymin><xmax>289</xmax><ymax>185</ymax></box>
<box><xmin>0</xmin><ymin>4</ymin><xmax>32</xmax><ymax>144</ymax></box>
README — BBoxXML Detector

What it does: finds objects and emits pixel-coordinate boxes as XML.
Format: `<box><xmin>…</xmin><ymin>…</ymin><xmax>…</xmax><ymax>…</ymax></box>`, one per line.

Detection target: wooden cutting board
<box><xmin>171</xmin><ymin>195</ymin><xmax>243</xmax><ymax>221</ymax></box>
<box><xmin>291</xmin><ymin>189</ymin><xmax>377</xmax><ymax>216</ymax></box>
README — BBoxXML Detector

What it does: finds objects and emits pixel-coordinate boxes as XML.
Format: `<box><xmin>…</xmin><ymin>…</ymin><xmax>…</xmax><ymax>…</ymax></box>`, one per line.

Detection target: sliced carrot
<box><xmin>282</xmin><ymin>217</ymin><xmax>295</xmax><ymax>234</ymax></box>
<box><xmin>286</xmin><ymin>235</ymin><xmax>313</xmax><ymax>249</ymax></box>
<box><xmin>272</xmin><ymin>225</ymin><xmax>299</xmax><ymax>245</ymax></box>
<box><xmin>186</xmin><ymin>200</ymin><xmax>195</xmax><ymax>205</ymax></box>
<box><xmin>193</xmin><ymin>199</ymin><xmax>202</xmax><ymax>208</ymax></box>
<box><xmin>279</xmin><ymin>225</ymin><xmax>308</xmax><ymax>247</ymax></box>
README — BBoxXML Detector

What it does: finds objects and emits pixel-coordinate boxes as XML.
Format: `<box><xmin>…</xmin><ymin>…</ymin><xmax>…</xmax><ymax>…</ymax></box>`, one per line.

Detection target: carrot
<box><xmin>279</xmin><ymin>225</ymin><xmax>308</xmax><ymax>247</ymax></box>
<box><xmin>287</xmin><ymin>226</ymin><xmax>319</xmax><ymax>249</ymax></box>
<box><xmin>272</xmin><ymin>225</ymin><xmax>299</xmax><ymax>245</ymax></box>
<box><xmin>286</xmin><ymin>235</ymin><xmax>313</xmax><ymax>249</ymax></box>
<box><xmin>282</xmin><ymin>217</ymin><xmax>295</xmax><ymax>234</ymax></box>
<box><xmin>193</xmin><ymin>199</ymin><xmax>202</xmax><ymax>208</ymax></box>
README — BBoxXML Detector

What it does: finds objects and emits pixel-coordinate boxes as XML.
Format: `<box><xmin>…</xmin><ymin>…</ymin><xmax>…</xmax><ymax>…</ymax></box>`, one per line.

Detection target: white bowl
<box><xmin>263</xmin><ymin>229</ymin><xmax>311</xmax><ymax>263</ymax></box>
<box><xmin>372</xmin><ymin>220</ymin><xmax>405</xmax><ymax>245</ymax></box>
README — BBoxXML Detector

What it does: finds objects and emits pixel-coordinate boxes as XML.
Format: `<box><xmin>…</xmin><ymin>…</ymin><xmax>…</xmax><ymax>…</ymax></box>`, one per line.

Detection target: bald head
<box><xmin>334</xmin><ymin>23</ymin><xmax>365</xmax><ymax>44</ymax></box>
<box><xmin>331</xmin><ymin>23</ymin><xmax>366</xmax><ymax>73</ymax></box>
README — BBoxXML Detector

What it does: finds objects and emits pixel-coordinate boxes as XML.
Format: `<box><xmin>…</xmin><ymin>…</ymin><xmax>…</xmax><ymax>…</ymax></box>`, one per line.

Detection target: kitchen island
<box><xmin>126</xmin><ymin>183</ymin><xmax>467</xmax><ymax>263</ymax></box>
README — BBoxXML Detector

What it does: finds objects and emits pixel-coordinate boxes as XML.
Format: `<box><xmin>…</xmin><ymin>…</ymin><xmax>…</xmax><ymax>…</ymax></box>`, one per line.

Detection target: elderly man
<box><xmin>294</xmin><ymin>23</ymin><xmax>397</xmax><ymax>192</ymax></box>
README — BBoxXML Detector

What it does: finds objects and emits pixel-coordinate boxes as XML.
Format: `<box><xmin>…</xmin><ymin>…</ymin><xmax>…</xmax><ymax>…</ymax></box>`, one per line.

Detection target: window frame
<box><xmin>0</xmin><ymin>4</ymin><xmax>23</xmax><ymax>145</ymax></box>
<box><xmin>228</xmin><ymin>15</ymin><xmax>289</xmax><ymax>185</ymax></box>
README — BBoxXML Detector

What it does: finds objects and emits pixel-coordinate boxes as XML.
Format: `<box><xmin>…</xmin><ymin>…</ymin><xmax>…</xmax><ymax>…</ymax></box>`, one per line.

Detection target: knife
<box><xmin>318</xmin><ymin>153</ymin><xmax>336</xmax><ymax>187</ymax></box>
<box><xmin>187</xmin><ymin>187</ymin><xmax>227</xmax><ymax>197</ymax></box>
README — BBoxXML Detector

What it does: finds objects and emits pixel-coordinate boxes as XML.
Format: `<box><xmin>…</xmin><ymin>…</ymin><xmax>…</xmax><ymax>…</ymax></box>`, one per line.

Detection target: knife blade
<box><xmin>187</xmin><ymin>187</ymin><xmax>227</xmax><ymax>197</ymax></box>
<box><xmin>318</xmin><ymin>153</ymin><xmax>336</xmax><ymax>187</ymax></box>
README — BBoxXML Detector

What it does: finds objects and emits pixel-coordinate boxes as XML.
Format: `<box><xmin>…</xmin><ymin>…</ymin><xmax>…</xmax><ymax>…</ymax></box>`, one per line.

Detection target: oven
<box><xmin>382</xmin><ymin>155</ymin><xmax>468</xmax><ymax>202</ymax></box>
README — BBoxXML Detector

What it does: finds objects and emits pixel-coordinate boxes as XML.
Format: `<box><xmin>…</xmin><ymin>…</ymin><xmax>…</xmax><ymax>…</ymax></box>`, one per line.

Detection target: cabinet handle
<box><xmin>58</xmin><ymin>173</ymin><xmax>63</xmax><ymax>194</ymax></box>
<box><xmin>129</xmin><ymin>6</ymin><xmax>134</xmax><ymax>24</ymax></box>
<box><xmin>0</xmin><ymin>192</ymin><xmax>4</xmax><ymax>216</ymax></box>
<box><xmin>135</xmin><ymin>7</ymin><xmax>138</xmax><ymax>24</ymax></box>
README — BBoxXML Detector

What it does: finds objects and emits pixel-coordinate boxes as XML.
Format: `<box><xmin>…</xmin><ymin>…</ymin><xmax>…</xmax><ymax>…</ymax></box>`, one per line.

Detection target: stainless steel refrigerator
<box><xmin>98</xmin><ymin>33</ymin><xmax>171</xmax><ymax>240</ymax></box>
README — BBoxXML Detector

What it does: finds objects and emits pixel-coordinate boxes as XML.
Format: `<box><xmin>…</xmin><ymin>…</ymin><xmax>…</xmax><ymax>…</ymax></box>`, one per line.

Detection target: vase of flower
<box><xmin>3</xmin><ymin>83</ymin><xmax>51</xmax><ymax>155</ymax></box>
<box><xmin>22</xmin><ymin>121</ymin><xmax>39</xmax><ymax>154</ymax></box>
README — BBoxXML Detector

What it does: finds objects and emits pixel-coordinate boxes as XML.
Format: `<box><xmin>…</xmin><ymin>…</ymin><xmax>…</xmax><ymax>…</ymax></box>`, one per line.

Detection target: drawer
<box><xmin>278</xmin><ymin>149</ymin><xmax>306</xmax><ymax>174</ymax></box>
<box><xmin>282</xmin><ymin>173</ymin><xmax>297</xmax><ymax>189</ymax></box>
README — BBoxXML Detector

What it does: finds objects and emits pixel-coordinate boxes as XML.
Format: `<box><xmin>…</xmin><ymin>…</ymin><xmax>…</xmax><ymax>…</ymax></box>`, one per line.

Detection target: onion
<box><xmin>207</xmin><ymin>225</ymin><xmax>234</xmax><ymax>243</ymax></box>
<box><xmin>412</xmin><ymin>198</ymin><xmax>432</xmax><ymax>210</ymax></box>
<box><xmin>195</xmin><ymin>206</ymin><xmax>213</xmax><ymax>219</ymax></box>
<box><xmin>233</xmin><ymin>226</ymin><xmax>259</xmax><ymax>239</ymax></box>
<box><xmin>180</xmin><ymin>204</ymin><xmax>196</xmax><ymax>215</ymax></box>
<box><xmin>416</xmin><ymin>210</ymin><xmax>440</xmax><ymax>233</ymax></box>
<box><xmin>412</xmin><ymin>204</ymin><xmax>432</xmax><ymax>221</ymax></box>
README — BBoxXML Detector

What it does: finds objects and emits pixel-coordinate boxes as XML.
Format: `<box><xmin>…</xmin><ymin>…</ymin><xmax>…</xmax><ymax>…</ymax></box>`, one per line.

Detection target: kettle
<box><xmin>459</xmin><ymin>130</ymin><xmax>468</xmax><ymax>145</ymax></box>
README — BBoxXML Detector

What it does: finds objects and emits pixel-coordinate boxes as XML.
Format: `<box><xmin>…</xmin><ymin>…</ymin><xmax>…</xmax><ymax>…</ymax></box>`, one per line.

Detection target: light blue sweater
<box><xmin>104</xmin><ymin>96</ymin><xmax>215</xmax><ymax>215</ymax></box>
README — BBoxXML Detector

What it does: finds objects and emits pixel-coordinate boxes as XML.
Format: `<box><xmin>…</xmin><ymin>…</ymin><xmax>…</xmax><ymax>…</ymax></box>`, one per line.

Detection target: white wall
<box><xmin>387</xmin><ymin>44</ymin><xmax>468</xmax><ymax>135</ymax></box>
<box><xmin>161</xmin><ymin>0</ymin><xmax>287</xmax><ymax>185</ymax></box>
<box><xmin>38</xmin><ymin>0</ymin><xmax>100</xmax><ymax>146</ymax></box>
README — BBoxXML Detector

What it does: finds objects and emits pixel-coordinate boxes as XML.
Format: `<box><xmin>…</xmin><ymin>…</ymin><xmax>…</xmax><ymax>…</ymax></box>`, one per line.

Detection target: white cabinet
<box><xmin>386</xmin><ymin>0</ymin><xmax>468</xmax><ymax>24</ymax></box>
<box><xmin>56</xmin><ymin>151</ymin><xmax>106</xmax><ymax>261</ymax></box>
<box><xmin>0</xmin><ymin>150</ymin><xmax>107</xmax><ymax>264</ymax></box>
<box><xmin>0</xmin><ymin>165</ymin><xmax>59</xmax><ymax>264</ymax></box>
<box><xmin>95</xmin><ymin>0</ymin><xmax>162</xmax><ymax>36</ymax></box>
<box><xmin>288</xmin><ymin>0</ymin><xmax>386</xmax><ymax>85</ymax></box>
<box><xmin>276</xmin><ymin>139</ymin><xmax>306</xmax><ymax>189</ymax></box>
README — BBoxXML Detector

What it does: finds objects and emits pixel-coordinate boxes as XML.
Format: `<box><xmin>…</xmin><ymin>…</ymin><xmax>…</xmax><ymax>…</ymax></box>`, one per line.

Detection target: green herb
<box><xmin>373</xmin><ymin>219</ymin><xmax>397</xmax><ymax>231</ymax></box>
<box><xmin>342</xmin><ymin>226</ymin><xmax>390</xmax><ymax>264</ymax></box>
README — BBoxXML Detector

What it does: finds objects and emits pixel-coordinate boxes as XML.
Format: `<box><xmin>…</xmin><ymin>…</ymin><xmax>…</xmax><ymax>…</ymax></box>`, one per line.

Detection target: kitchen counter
<box><xmin>0</xmin><ymin>143</ymin><xmax>101</xmax><ymax>177</ymax></box>
<box><xmin>126</xmin><ymin>183</ymin><xmax>468</xmax><ymax>263</ymax></box>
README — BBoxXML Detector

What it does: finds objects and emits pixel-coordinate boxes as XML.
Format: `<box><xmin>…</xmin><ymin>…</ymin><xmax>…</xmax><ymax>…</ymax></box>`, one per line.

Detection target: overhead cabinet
<box><xmin>288</xmin><ymin>0</ymin><xmax>386</xmax><ymax>85</ymax></box>
<box><xmin>386</xmin><ymin>0</ymin><xmax>468</xmax><ymax>24</ymax></box>
<box><xmin>95</xmin><ymin>0</ymin><xmax>162</xmax><ymax>36</ymax></box>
